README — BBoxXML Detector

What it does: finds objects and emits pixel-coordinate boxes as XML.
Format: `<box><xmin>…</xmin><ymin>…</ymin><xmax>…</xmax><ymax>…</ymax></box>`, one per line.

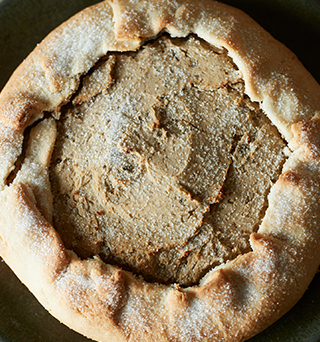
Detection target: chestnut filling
<box><xmin>50</xmin><ymin>35</ymin><xmax>287</xmax><ymax>286</ymax></box>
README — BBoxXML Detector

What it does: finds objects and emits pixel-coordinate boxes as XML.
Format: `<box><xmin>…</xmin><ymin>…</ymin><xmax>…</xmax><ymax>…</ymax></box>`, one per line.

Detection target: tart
<box><xmin>1</xmin><ymin>1</ymin><xmax>320</xmax><ymax>341</ymax></box>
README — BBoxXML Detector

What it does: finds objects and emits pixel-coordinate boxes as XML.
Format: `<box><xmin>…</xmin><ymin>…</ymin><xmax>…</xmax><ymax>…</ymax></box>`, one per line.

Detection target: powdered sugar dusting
<box><xmin>172</xmin><ymin>290</ymin><xmax>233</xmax><ymax>341</ymax></box>
<box><xmin>55</xmin><ymin>265</ymin><xmax>97</xmax><ymax>311</ymax></box>
<box><xmin>0</xmin><ymin>185</ymin><xmax>57</xmax><ymax>274</ymax></box>
<box><xmin>40</xmin><ymin>6</ymin><xmax>112</xmax><ymax>77</ymax></box>
<box><xmin>119</xmin><ymin>283</ymin><xmax>169</xmax><ymax>341</ymax></box>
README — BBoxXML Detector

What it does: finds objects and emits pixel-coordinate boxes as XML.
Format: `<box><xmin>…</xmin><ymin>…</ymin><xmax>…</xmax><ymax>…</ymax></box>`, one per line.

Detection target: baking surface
<box><xmin>0</xmin><ymin>0</ymin><xmax>320</xmax><ymax>341</ymax></box>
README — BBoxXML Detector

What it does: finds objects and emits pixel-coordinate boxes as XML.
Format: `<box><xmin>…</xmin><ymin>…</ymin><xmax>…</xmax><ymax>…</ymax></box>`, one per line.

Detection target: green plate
<box><xmin>0</xmin><ymin>0</ymin><xmax>320</xmax><ymax>341</ymax></box>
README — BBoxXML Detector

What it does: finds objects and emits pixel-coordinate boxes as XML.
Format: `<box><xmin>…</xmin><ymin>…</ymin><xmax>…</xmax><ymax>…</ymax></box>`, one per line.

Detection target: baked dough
<box><xmin>1</xmin><ymin>1</ymin><xmax>320</xmax><ymax>341</ymax></box>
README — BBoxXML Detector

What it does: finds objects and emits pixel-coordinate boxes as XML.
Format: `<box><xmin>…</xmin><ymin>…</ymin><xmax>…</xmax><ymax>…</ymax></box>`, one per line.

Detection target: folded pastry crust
<box><xmin>1</xmin><ymin>1</ymin><xmax>320</xmax><ymax>341</ymax></box>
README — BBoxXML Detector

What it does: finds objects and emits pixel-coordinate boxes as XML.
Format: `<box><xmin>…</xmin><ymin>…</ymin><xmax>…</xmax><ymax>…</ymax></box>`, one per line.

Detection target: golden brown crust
<box><xmin>1</xmin><ymin>1</ymin><xmax>320</xmax><ymax>341</ymax></box>
<box><xmin>291</xmin><ymin>112</ymin><xmax>320</xmax><ymax>159</ymax></box>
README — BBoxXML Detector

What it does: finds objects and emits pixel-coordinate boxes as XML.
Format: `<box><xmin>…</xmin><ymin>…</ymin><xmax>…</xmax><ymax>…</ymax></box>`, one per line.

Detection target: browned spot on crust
<box><xmin>292</xmin><ymin>116</ymin><xmax>320</xmax><ymax>158</ymax></box>
<box><xmin>0</xmin><ymin>97</ymin><xmax>43</xmax><ymax>130</ymax></box>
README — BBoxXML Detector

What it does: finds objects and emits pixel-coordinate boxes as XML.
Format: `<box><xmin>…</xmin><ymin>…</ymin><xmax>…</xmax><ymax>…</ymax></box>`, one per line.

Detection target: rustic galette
<box><xmin>1</xmin><ymin>1</ymin><xmax>320</xmax><ymax>341</ymax></box>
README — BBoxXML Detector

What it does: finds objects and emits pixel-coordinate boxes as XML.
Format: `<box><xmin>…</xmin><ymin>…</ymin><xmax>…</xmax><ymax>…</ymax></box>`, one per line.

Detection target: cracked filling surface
<box><xmin>49</xmin><ymin>35</ymin><xmax>287</xmax><ymax>286</ymax></box>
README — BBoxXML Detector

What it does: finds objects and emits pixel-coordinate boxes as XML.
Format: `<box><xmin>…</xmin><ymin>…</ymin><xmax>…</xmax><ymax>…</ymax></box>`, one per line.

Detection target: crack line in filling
<box><xmin>48</xmin><ymin>35</ymin><xmax>287</xmax><ymax>286</ymax></box>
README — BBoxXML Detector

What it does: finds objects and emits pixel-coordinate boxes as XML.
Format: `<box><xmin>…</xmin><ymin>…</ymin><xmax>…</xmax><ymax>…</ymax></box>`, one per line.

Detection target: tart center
<box><xmin>50</xmin><ymin>35</ymin><xmax>287</xmax><ymax>286</ymax></box>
